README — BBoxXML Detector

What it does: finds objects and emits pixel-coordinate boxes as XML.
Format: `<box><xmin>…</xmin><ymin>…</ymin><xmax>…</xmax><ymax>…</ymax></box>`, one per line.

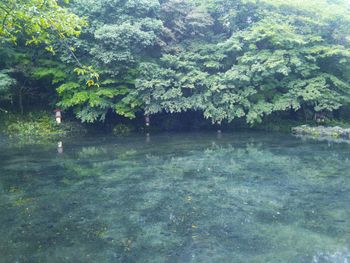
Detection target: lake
<box><xmin>0</xmin><ymin>132</ymin><xmax>349</xmax><ymax>263</ymax></box>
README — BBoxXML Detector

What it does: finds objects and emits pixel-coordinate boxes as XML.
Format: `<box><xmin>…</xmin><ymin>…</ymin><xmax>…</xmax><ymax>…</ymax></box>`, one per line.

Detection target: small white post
<box><xmin>145</xmin><ymin>115</ymin><xmax>150</xmax><ymax>126</ymax></box>
<box><xmin>55</xmin><ymin>109</ymin><xmax>62</xmax><ymax>124</ymax></box>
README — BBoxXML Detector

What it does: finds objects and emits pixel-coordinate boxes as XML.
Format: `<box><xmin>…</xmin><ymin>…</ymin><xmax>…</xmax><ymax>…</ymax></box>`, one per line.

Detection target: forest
<box><xmin>1</xmin><ymin>0</ymin><xmax>350</xmax><ymax>133</ymax></box>
<box><xmin>2</xmin><ymin>1</ymin><xmax>350</xmax><ymax>262</ymax></box>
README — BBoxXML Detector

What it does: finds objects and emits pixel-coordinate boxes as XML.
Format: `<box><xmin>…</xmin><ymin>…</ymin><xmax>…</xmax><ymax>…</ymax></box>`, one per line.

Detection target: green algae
<box><xmin>0</xmin><ymin>132</ymin><xmax>349</xmax><ymax>263</ymax></box>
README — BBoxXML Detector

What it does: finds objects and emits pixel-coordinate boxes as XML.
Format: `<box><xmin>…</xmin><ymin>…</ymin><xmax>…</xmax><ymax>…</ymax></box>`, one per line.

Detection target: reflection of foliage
<box><xmin>77</xmin><ymin>146</ymin><xmax>107</xmax><ymax>158</ymax></box>
<box><xmin>61</xmin><ymin>160</ymin><xmax>103</xmax><ymax>178</ymax></box>
<box><xmin>59</xmin><ymin>145</ymin><xmax>139</xmax><ymax>180</ymax></box>
<box><xmin>112</xmin><ymin>124</ymin><xmax>133</xmax><ymax>136</ymax></box>
<box><xmin>1</xmin><ymin>134</ymin><xmax>350</xmax><ymax>262</ymax></box>
<box><xmin>117</xmin><ymin>150</ymin><xmax>138</xmax><ymax>160</ymax></box>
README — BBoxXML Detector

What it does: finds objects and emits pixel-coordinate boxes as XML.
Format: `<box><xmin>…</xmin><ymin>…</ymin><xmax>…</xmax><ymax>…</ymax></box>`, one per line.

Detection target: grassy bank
<box><xmin>0</xmin><ymin>112</ymin><xmax>87</xmax><ymax>144</ymax></box>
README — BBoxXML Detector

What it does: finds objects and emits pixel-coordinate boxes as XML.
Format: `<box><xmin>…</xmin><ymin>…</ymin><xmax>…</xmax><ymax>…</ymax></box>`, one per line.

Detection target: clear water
<box><xmin>0</xmin><ymin>132</ymin><xmax>349</xmax><ymax>263</ymax></box>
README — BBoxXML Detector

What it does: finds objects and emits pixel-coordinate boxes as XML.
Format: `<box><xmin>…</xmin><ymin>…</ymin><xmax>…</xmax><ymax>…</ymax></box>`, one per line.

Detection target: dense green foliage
<box><xmin>0</xmin><ymin>0</ymin><xmax>87</xmax><ymax>116</ymax></box>
<box><xmin>1</xmin><ymin>0</ymin><xmax>350</xmax><ymax>126</ymax></box>
<box><xmin>0</xmin><ymin>0</ymin><xmax>86</xmax><ymax>45</ymax></box>
<box><xmin>0</xmin><ymin>111</ymin><xmax>87</xmax><ymax>143</ymax></box>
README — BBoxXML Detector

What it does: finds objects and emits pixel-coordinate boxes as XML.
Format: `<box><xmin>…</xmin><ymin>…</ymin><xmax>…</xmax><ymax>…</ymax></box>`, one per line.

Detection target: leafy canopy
<box><xmin>3</xmin><ymin>0</ymin><xmax>350</xmax><ymax>124</ymax></box>
<box><xmin>0</xmin><ymin>0</ymin><xmax>86</xmax><ymax>47</ymax></box>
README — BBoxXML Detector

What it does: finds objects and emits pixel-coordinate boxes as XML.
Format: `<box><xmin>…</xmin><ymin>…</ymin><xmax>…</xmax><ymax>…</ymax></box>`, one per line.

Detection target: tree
<box><xmin>0</xmin><ymin>0</ymin><xmax>86</xmax><ymax>48</ymax></box>
<box><xmin>57</xmin><ymin>0</ymin><xmax>216</xmax><ymax>122</ymax></box>
<box><xmin>131</xmin><ymin>0</ymin><xmax>350</xmax><ymax>124</ymax></box>
<box><xmin>56</xmin><ymin>0</ymin><xmax>165</xmax><ymax>122</ymax></box>
<box><xmin>0</xmin><ymin>0</ymin><xmax>94</xmax><ymax>115</ymax></box>
<box><xmin>0</xmin><ymin>69</ymin><xmax>16</xmax><ymax>112</ymax></box>
<box><xmin>2</xmin><ymin>0</ymin><xmax>350</xmax><ymax>125</ymax></box>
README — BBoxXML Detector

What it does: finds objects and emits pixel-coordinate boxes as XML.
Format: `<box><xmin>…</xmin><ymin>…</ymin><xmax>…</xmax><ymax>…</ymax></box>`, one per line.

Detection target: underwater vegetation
<box><xmin>0</xmin><ymin>132</ymin><xmax>349</xmax><ymax>262</ymax></box>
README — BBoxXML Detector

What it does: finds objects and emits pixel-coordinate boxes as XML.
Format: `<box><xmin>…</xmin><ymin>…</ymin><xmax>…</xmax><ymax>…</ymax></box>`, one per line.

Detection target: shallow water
<box><xmin>0</xmin><ymin>132</ymin><xmax>349</xmax><ymax>263</ymax></box>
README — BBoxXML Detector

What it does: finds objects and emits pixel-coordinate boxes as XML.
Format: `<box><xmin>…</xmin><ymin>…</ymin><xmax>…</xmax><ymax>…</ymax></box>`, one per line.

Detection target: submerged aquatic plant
<box><xmin>0</xmin><ymin>133</ymin><xmax>349</xmax><ymax>262</ymax></box>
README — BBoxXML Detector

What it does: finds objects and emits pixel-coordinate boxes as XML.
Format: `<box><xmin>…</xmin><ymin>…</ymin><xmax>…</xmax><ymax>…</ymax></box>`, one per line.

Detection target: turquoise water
<box><xmin>0</xmin><ymin>132</ymin><xmax>349</xmax><ymax>263</ymax></box>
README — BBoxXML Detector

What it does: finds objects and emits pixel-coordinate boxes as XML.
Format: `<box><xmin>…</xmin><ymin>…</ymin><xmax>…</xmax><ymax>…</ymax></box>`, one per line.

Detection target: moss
<box><xmin>332</xmin><ymin>132</ymin><xmax>340</xmax><ymax>138</ymax></box>
<box><xmin>1</xmin><ymin>111</ymin><xmax>87</xmax><ymax>144</ymax></box>
<box><xmin>311</xmin><ymin>131</ymin><xmax>320</xmax><ymax>137</ymax></box>
<box><xmin>292</xmin><ymin>124</ymin><xmax>350</xmax><ymax>141</ymax></box>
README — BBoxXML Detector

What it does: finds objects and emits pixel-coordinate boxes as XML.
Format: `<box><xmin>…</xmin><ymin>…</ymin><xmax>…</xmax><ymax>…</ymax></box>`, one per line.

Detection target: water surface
<box><xmin>0</xmin><ymin>132</ymin><xmax>349</xmax><ymax>263</ymax></box>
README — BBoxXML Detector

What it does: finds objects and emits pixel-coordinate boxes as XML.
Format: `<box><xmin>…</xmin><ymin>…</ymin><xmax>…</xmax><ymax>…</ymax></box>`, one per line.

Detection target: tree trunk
<box><xmin>302</xmin><ymin>106</ymin><xmax>307</xmax><ymax>122</ymax></box>
<box><xmin>19</xmin><ymin>87</ymin><xmax>24</xmax><ymax>115</ymax></box>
